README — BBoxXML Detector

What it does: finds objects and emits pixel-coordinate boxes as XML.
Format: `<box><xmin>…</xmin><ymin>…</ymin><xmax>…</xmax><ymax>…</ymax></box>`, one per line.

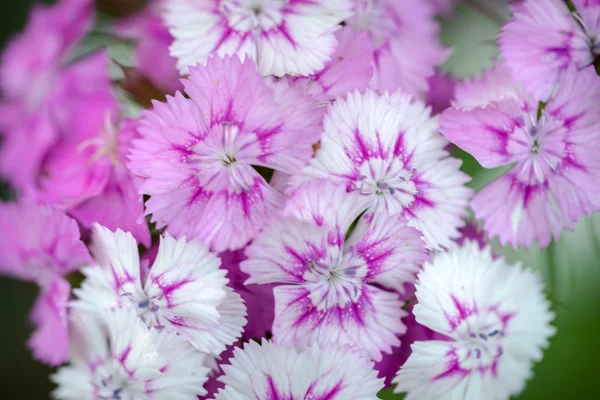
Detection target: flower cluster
<box><xmin>3</xmin><ymin>0</ymin><xmax>595</xmax><ymax>399</ymax></box>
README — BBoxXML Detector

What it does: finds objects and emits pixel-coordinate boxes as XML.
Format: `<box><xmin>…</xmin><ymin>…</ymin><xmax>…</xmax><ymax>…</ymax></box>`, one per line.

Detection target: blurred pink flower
<box><xmin>0</xmin><ymin>201</ymin><xmax>91</xmax><ymax>365</ymax></box>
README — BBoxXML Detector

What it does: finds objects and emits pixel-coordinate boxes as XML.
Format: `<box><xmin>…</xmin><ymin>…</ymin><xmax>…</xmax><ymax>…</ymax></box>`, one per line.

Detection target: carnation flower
<box><xmin>348</xmin><ymin>0</ymin><xmax>448</xmax><ymax>96</ymax></box>
<box><xmin>163</xmin><ymin>0</ymin><xmax>352</xmax><ymax>77</ymax></box>
<box><xmin>441</xmin><ymin>65</ymin><xmax>600</xmax><ymax>248</ymax></box>
<box><xmin>52</xmin><ymin>307</ymin><xmax>209</xmax><ymax>399</ymax></box>
<box><xmin>213</xmin><ymin>340</ymin><xmax>384</xmax><ymax>399</ymax></box>
<box><xmin>0</xmin><ymin>201</ymin><xmax>91</xmax><ymax>365</ymax></box>
<box><xmin>292</xmin><ymin>89</ymin><xmax>472</xmax><ymax>250</ymax></box>
<box><xmin>75</xmin><ymin>225</ymin><xmax>247</xmax><ymax>355</ymax></box>
<box><xmin>241</xmin><ymin>180</ymin><xmax>428</xmax><ymax>361</ymax></box>
<box><xmin>129</xmin><ymin>55</ymin><xmax>321</xmax><ymax>252</ymax></box>
<box><xmin>393</xmin><ymin>241</ymin><xmax>556</xmax><ymax>400</ymax></box>
<box><xmin>500</xmin><ymin>0</ymin><xmax>600</xmax><ymax>101</ymax></box>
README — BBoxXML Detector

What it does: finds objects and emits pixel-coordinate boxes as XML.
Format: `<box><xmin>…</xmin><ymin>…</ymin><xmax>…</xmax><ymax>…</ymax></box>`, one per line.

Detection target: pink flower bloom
<box><xmin>441</xmin><ymin>65</ymin><xmax>600</xmax><ymax>248</ymax></box>
<box><xmin>428</xmin><ymin>0</ymin><xmax>458</xmax><ymax>16</ymax></box>
<box><xmin>113</xmin><ymin>0</ymin><xmax>182</xmax><ymax>93</ymax></box>
<box><xmin>452</xmin><ymin>62</ymin><xmax>521</xmax><ymax>109</ymax></box>
<box><xmin>52</xmin><ymin>307</ymin><xmax>210</xmax><ymax>399</ymax></box>
<box><xmin>393</xmin><ymin>242</ymin><xmax>555</xmax><ymax>400</ymax></box>
<box><xmin>164</xmin><ymin>0</ymin><xmax>352</xmax><ymax>77</ymax></box>
<box><xmin>241</xmin><ymin>180</ymin><xmax>428</xmax><ymax>361</ymax></box>
<box><xmin>292</xmin><ymin>90</ymin><xmax>472</xmax><ymax>250</ymax></box>
<box><xmin>75</xmin><ymin>225</ymin><xmax>247</xmax><ymax>356</ymax></box>
<box><xmin>0</xmin><ymin>201</ymin><xmax>91</xmax><ymax>365</ymax></box>
<box><xmin>70</xmin><ymin>119</ymin><xmax>151</xmax><ymax>246</ymax></box>
<box><xmin>426</xmin><ymin>70</ymin><xmax>456</xmax><ymax>115</ymax></box>
<box><xmin>214</xmin><ymin>340</ymin><xmax>384</xmax><ymax>399</ymax></box>
<box><xmin>129</xmin><ymin>55</ymin><xmax>320</xmax><ymax>252</ymax></box>
<box><xmin>500</xmin><ymin>0</ymin><xmax>600</xmax><ymax>101</ymax></box>
<box><xmin>349</xmin><ymin>0</ymin><xmax>448</xmax><ymax>96</ymax></box>
<box><xmin>219</xmin><ymin>250</ymin><xmax>275</xmax><ymax>339</ymax></box>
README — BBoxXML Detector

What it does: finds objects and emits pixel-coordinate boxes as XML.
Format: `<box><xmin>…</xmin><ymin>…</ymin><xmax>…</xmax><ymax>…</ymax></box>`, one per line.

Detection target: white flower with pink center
<box><xmin>214</xmin><ymin>340</ymin><xmax>383</xmax><ymax>399</ymax></box>
<box><xmin>75</xmin><ymin>225</ymin><xmax>247</xmax><ymax>356</ymax></box>
<box><xmin>441</xmin><ymin>65</ymin><xmax>600</xmax><ymax>248</ymax></box>
<box><xmin>241</xmin><ymin>180</ymin><xmax>428</xmax><ymax>361</ymax></box>
<box><xmin>393</xmin><ymin>241</ymin><xmax>555</xmax><ymax>400</ymax></box>
<box><xmin>129</xmin><ymin>55</ymin><xmax>321</xmax><ymax>252</ymax></box>
<box><xmin>164</xmin><ymin>0</ymin><xmax>353</xmax><ymax>77</ymax></box>
<box><xmin>291</xmin><ymin>89</ymin><xmax>472</xmax><ymax>250</ymax></box>
<box><xmin>52</xmin><ymin>308</ymin><xmax>209</xmax><ymax>399</ymax></box>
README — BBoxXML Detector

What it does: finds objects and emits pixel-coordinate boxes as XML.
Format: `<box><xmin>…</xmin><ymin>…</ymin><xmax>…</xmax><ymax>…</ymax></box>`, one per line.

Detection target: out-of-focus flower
<box><xmin>213</xmin><ymin>340</ymin><xmax>384</xmax><ymax>399</ymax></box>
<box><xmin>0</xmin><ymin>201</ymin><xmax>91</xmax><ymax>365</ymax></box>
<box><xmin>441</xmin><ymin>65</ymin><xmax>600</xmax><ymax>248</ymax></box>
<box><xmin>113</xmin><ymin>0</ymin><xmax>182</xmax><ymax>94</ymax></box>
<box><xmin>69</xmin><ymin>119</ymin><xmax>151</xmax><ymax>246</ymax></box>
<box><xmin>219</xmin><ymin>250</ymin><xmax>275</xmax><ymax>339</ymax></box>
<box><xmin>129</xmin><ymin>55</ymin><xmax>320</xmax><ymax>252</ymax></box>
<box><xmin>292</xmin><ymin>90</ymin><xmax>472</xmax><ymax>250</ymax></box>
<box><xmin>348</xmin><ymin>0</ymin><xmax>448</xmax><ymax>96</ymax></box>
<box><xmin>242</xmin><ymin>180</ymin><xmax>427</xmax><ymax>361</ymax></box>
<box><xmin>500</xmin><ymin>0</ymin><xmax>600</xmax><ymax>101</ymax></box>
<box><xmin>52</xmin><ymin>307</ymin><xmax>209</xmax><ymax>399</ymax></box>
<box><xmin>393</xmin><ymin>241</ymin><xmax>555</xmax><ymax>400</ymax></box>
<box><xmin>75</xmin><ymin>225</ymin><xmax>246</xmax><ymax>355</ymax></box>
<box><xmin>425</xmin><ymin>70</ymin><xmax>457</xmax><ymax>115</ymax></box>
<box><xmin>163</xmin><ymin>0</ymin><xmax>353</xmax><ymax>77</ymax></box>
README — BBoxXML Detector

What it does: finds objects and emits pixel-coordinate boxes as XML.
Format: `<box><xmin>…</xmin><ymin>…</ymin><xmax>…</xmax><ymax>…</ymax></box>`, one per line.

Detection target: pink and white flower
<box><xmin>292</xmin><ymin>89</ymin><xmax>472</xmax><ymax>250</ymax></box>
<box><xmin>52</xmin><ymin>307</ymin><xmax>209</xmax><ymax>399</ymax></box>
<box><xmin>441</xmin><ymin>65</ymin><xmax>600</xmax><ymax>248</ymax></box>
<box><xmin>213</xmin><ymin>340</ymin><xmax>384</xmax><ymax>399</ymax></box>
<box><xmin>500</xmin><ymin>0</ymin><xmax>600</xmax><ymax>101</ymax></box>
<box><xmin>241</xmin><ymin>180</ymin><xmax>428</xmax><ymax>361</ymax></box>
<box><xmin>348</xmin><ymin>0</ymin><xmax>448</xmax><ymax>96</ymax></box>
<box><xmin>0</xmin><ymin>201</ymin><xmax>91</xmax><ymax>365</ymax></box>
<box><xmin>129</xmin><ymin>55</ymin><xmax>321</xmax><ymax>252</ymax></box>
<box><xmin>75</xmin><ymin>225</ymin><xmax>247</xmax><ymax>355</ymax></box>
<box><xmin>163</xmin><ymin>0</ymin><xmax>353</xmax><ymax>77</ymax></box>
<box><xmin>393</xmin><ymin>241</ymin><xmax>555</xmax><ymax>400</ymax></box>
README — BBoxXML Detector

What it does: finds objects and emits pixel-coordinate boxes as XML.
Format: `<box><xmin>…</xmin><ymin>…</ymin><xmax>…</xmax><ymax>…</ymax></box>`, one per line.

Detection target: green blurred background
<box><xmin>0</xmin><ymin>1</ymin><xmax>598</xmax><ymax>398</ymax></box>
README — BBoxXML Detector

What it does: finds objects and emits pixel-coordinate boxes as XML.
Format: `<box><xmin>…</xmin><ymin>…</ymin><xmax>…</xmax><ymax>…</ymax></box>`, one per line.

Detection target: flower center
<box><xmin>77</xmin><ymin>112</ymin><xmax>121</xmax><ymax>167</ymax></box>
<box><xmin>137</xmin><ymin>297</ymin><xmax>167</xmax><ymax>330</ymax></box>
<box><xmin>221</xmin><ymin>0</ymin><xmax>285</xmax><ymax>32</ymax></box>
<box><xmin>93</xmin><ymin>361</ymin><xmax>133</xmax><ymax>400</ymax></box>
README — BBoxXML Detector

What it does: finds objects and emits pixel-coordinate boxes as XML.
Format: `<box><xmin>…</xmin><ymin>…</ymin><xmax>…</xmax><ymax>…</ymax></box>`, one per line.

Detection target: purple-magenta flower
<box><xmin>241</xmin><ymin>180</ymin><xmax>428</xmax><ymax>361</ymax></box>
<box><xmin>213</xmin><ymin>340</ymin><xmax>384</xmax><ymax>399</ymax></box>
<box><xmin>501</xmin><ymin>0</ymin><xmax>600</xmax><ymax>101</ymax></box>
<box><xmin>164</xmin><ymin>0</ymin><xmax>353</xmax><ymax>77</ymax></box>
<box><xmin>0</xmin><ymin>201</ymin><xmax>91</xmax><ymax>365</ymax></box>
<box><xmin>129</xmin><ymin>55</ymin><xmax>321</xmax><ymax>252</ymax></box>
<box><xmin>441</xmin><ymin>64</ymin><xmax>600</xmax><ymax>248</ymax></box>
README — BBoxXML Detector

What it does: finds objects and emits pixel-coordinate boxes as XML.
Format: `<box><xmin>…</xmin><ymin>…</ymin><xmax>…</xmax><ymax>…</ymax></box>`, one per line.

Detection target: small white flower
<box><xmin>393</xmin><ymin>241</ymin><xmax>556</xmax><ymax>400</ymax></box>
<box><xmin>51</xmin><ymin>307</ymin><xmax>209</xmax><ymax>399</ymax></box>
<box><xmin>74</xmin><ymin>224</ymin><xmax>247</xmax><ymax>355</ymax></box>
<box><xmin>214</xmin><ymin>340</ymin><xmax>384</xmax><ymax>399</ymax></box>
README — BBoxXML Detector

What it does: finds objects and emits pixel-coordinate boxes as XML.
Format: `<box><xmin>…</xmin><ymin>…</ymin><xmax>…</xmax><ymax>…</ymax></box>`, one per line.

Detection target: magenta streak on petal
<box><xmin>312</xmin><ymin>380</ymin><xmax>344</xmax><ymax>400</ymax></box>
<box><xmin>150</xmin><ymin>274</ymin><xmax>192</xmax><ymax>308</ymax></box>
<box><xmin>256</xmin><ymin>124</ymin><xmax>284</xmax><ymax>162</ymax></box>
<box><xmin>432</xmin><ymin>348</ymin><xmax>471</xmax><ymax>381</ymax></box>
<box><xmin>110</xmin><ymin>264</ymin><xmax>135</xmax><ymax>292</ymax></box>
<box><xmin>445</xmin><ymin>295</ymin><xmax>477</xmax><ymax>331</ymax></box>
<box><xmin>265</xmin><ymin>376</ymin><xmax>282</xmax><ymax>400</ymax></box>
<box><xmin>359</xmin><ymin>237</ymin><xmax>394</xmax><ymax>278</ymax></box>
<box><xmin>261</xmin><ymin>22</ymin><xmax>297</xmax><ymax>49</ymax></box>
<box><xmin>118</xmin><ymin>345</ymin><xmax>136</xmax><ymax>378</ymax></box>
<box><xmin>211</xmin><ymin>22</ymin><xmax>235</xmax><ymax>54</ymax></box>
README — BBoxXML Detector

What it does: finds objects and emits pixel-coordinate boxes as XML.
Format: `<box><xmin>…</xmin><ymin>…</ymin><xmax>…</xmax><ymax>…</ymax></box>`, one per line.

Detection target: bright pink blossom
<box><xmin>441</xmin><ymin>65</ymin><xmax>600</xmax><ymax>248</ymax></box>
<box><xmin>501</xmin><ymin>0</ymin><xmax>600</xmax><ymax>100</ymax></box>
<box><xmin>0</xmin><ymin>201</ymin><xmax>91</xmax><ymax>365</ymax></box>
<box><xmin>129</xmin><ymin>55</ymin><xmax>321</xmax><ymax>252</ymax></box>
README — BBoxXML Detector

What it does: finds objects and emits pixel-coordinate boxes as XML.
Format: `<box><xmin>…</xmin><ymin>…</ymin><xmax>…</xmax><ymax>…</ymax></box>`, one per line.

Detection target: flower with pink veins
<box><xmin>0</xmin><ymin>201</ymin><xmax>91</xmax><ymax>365</ymax></box>
<box><xmin>52</xmin><ymin>307</ymin><xmax>210</xmax><ymax>399</ymax></box>
<box><xmin>163</xmin><ymin>0</ymin><xmax>353</xmax><ymax>77</ymax></box>
<box><xmin>113</xmin><ymin>0</ymin><xmax>182</xmax><ymax>94</ymax></box>
<box><xmin>75</xmin><ymin>225</ymin><xmax>247</xmax><ymax>356</ymax></box>
<box><xmin>348</xmin><ymin>0</ymin><xmax>448</xmax><ymax>96</ymax></box>
<box><xmin>291</xmin><ymin>90</ymin><xmax>472</xmax><ymax>250</ymax></box>
<box><xmin>129</xmin><ymin>55</ymin><xmax>321</xmax><ymax>252</ymax></box>
<box><xmin>393</xmin><ymin>241</ymin><xmax>555</xmax><ymax>400</ymax></box>
<box><xmin>500</xmin><ymin>0</ymin><xmax>600</xmax><ymax>101</ymax></box>
<box><xmin>70</xmin><ymin>119</ymin><xmax>151</xmax><ymax>246</ymax></box>
<box><xmin>241</xmin><ymin>180</ymin><xmax>428</xmax><ymax>361</ymax></box>
<box><xmin>213</xmin><ymin>340</ymin><xmax>383</xmax><ymax>399</ymax></box>
<box><xmin>441</xmin><ymin>65</ymin><xmax>600</xmax><ymax>248</ymax></box>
